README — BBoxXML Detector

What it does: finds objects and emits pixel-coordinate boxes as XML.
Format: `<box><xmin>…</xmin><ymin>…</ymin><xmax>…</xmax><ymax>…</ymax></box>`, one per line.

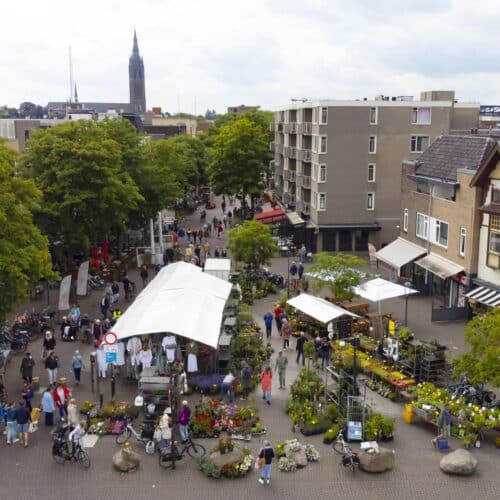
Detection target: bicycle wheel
<box><xmin>158</xmin><ymin>449</ymin><xmax>175</xmax><ymax>469</ymax></box>
<box><xmin>187</xmin><ymin>442</ymin><xmax>206</xmax><ymax>459</ymax></box>
<box><xmin>77</xmin><ymin>450</ymin><xmax>91</xmax><ymax>469</ymax></box>
<box><xmin>333</xmin><ymin>441</ymin><xmax>347</xmax><ymax>454</ymax></box>
<box><xmin>116</xmin><ymin>428</ymin><xmax>132</xmax><ymax>444</ymax></box>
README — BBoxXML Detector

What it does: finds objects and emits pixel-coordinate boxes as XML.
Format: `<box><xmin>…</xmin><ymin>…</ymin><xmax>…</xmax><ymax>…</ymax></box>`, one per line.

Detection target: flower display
<box><xmin>278</xmin><ymin>456</ymin><xmax>297</xmax><ymax>472</ymax></box>
<box><xmin>199</xmin><ymin>443</ymin><xmax>254</xmax><ymax>479</ymax></box>
<box><xmin>304</xmin><ymin>444</ymin><xmax>320</xmax><ymax>462</ymax></box>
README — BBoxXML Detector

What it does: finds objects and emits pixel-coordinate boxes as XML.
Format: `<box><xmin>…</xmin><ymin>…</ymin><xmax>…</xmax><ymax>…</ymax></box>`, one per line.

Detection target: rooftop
<box><xmin>414</xmin><ymin>135</ymin><xmax>497</xmax><ymax>181</ymax></box>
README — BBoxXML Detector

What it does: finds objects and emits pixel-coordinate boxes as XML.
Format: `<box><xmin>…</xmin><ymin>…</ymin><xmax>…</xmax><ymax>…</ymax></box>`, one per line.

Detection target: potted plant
<box><xmin>379</xmin><ymin>415</ymin><xmax>395</xmax><ymax>441</ymax></box>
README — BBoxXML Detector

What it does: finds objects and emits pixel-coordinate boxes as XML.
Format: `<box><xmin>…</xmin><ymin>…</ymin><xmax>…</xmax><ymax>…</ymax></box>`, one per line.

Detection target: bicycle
<box><xmin>116</xmin><ymin>421</ymin><xmax>152</xmax><ymax>447</ymax></box>
<box><xmin>158</xmin><ymin>434</ymin><xmax>206</xmax><ymax>469</ymax></box>
<box><xmin>52</xmin><ymin>437</ymin><xmax>91</xmax><ymax>469</ymax></box>
<box><xmin>332</xmin><ymin>430</ymin><xmax>360</xmax><ymax>473</ymax></box>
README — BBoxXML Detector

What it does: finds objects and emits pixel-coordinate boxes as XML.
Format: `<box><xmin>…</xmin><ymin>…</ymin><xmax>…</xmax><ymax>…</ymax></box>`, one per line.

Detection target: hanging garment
<box><xmin>96</xmin><ymin>348</ymin><xmax>108</xmax><ymax>378</ymax></box>
<box><xmin>138</xmin><ymin>349</ymin><xmax>153</xmax><ymax>368</ymax></box>
<box><xmin>187</xmin><ymin>353</ymin><xmax>198</xmax><ymax>373</ymax></box>
<box><xmin>127</xmin><ymin>337</ymin><xmax>142</xmax><ymax>366</ymax></box>
<box><xmin>162</xmin><ymin>335</ymin><xmax>177</xmax><ymax>363</ymax></box>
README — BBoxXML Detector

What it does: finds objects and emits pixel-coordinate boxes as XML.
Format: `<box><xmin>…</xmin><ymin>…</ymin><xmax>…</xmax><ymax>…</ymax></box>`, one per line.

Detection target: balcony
<box><xmin>303</xmin><ymin>175</ymin><xmax>311</xmax><ymax>188</ymax></box>
<box><xmin>295</xmin><ymin>174</ymin><xmax>303</xmax><ymax>187</ymax></box>
<box><xmin>302</xmin><ymin>202</ymin><xmax>310</xmax><ymax>214</ymax></box>
<box><xmin>289</xmin><ymin>122</ymin><xmax>297</xmax><ymax>134</ymax></box>
<box><xmin>299</xmin><ymin>122</ymin><xmax>312</xmax><ymax>135</ymax></box>
<box><xmin>275</xmin><ymin>164</ymin><xmax>283</xmax><ymax>177</ymax></box>
<box><xmin>284</xmin><ymin>146</ymin><xmax>297</xmax><ymax>158</ymax></box>
<box><xmin>302</xmin><ymin>149</ymin><xmax>312</xmax><ymax>162</ymax></box>
<box><xmin>289</xmin><ymin>171</ymin><xmax>296</xmax><ymax>183</ymax></box>
<box><xmin>276</xmin><ymin>143</ymin><xmax>284</xmax><ymax>154</ymax></box>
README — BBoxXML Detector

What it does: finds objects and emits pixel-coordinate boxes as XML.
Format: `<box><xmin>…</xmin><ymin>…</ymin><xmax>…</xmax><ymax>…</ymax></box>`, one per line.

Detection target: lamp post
<box><xmin>351</xmin><ymin>335</ymin><xmax>360</xmax><ymax>395</ymax></box>
<box><xmin>404</xmin><ymin>281</ymin><xmax>412</xmax><ymax>327</ymax></box>
<box><xmin>286</xmin><ymin>248</ymin><xmax>291</xmax><ymax>298</ymax></box>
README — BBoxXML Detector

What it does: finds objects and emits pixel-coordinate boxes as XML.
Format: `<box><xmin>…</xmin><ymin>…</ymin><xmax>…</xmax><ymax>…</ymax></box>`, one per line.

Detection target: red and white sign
<box><xmin>103</xmin><ymin>331</ymin><xmax>118</xmax><ymax>345</ymax></box>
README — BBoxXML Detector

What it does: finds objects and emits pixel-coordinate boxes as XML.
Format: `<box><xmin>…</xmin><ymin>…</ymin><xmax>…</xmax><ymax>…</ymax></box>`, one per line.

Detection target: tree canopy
<box><xmin>21</xmin><ymin>120</ymin><xmax>143</xmax><ymax>264</ymax></box>
<box><xmin>0</xmin><ymin>141</ymin><xmax>53</xmax><ymax>323</ymax></box>
<box><xmin>452</xmin><ymin>308</ymin><xmax>500</xmax><ymax>387</ymax></box>
<box><xmin>227</xmin><ymin>220</ymin><xmax>277</xmax><ymax>268</ymax></box>
<box><xmin>309</xmin><ymin>252</ymin><xmax>366</xmax><ymax>302</ymax></box>
<box><xmin>207</xmin><ymin>118</ymin><xmax>269</xmax><ymax>204</ymax></box>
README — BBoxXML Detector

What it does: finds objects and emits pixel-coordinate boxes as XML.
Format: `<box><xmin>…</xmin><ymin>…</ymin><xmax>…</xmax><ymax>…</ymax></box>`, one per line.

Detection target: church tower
<box><xmin>129</xmin><ymin>30</ymin><xmax>146</xmax><ymax>115</ymax></box>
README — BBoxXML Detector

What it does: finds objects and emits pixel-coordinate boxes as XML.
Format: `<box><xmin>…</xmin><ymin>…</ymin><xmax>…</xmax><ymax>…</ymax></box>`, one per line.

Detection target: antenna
<box><xmin>68</xmin><ymin>46</ymin><xmax>74</xmax><ymax>105</ymax></box>
<box><xmin>290</xmin><ymin>97</ymin><xmax>309</xmax><ymax>103</ymax></box>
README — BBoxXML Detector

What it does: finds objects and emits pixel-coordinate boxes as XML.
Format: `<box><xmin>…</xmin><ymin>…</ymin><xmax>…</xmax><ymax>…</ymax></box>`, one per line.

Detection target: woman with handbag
<box><xmin>257</xmin><ymin>440</ymin><xmax>275</xmax><ymax>485</ymax></box>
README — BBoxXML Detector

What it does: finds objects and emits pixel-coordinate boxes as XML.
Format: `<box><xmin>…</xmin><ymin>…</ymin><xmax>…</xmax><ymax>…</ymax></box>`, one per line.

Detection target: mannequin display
<box><xmin>96</xmin><ymin>347</ymin><xmax>107</xmax><ymax>378</ymax></box>
<box><xmin>127</xmin><ymin>337</ymin><xmax>142</xmax><ymax>366</ymax></box>
<box><xmin>186</xmin><ymin>342</ymin><xmax>199</xmax><ymax>373</ymax></box>
<box><xmin>162</xmin><ymin>335</ymin><xmax>177</xmax><ymax>363</ymax></box>
<box><xmin>138</xmin><ymin>348</ymin><xmax>153</xmax><ymax>368</ymax></box>
<box><xmin>178</xmin><ymin>371</ymin><xmax>188</xmax><ymax>395</ymax></box>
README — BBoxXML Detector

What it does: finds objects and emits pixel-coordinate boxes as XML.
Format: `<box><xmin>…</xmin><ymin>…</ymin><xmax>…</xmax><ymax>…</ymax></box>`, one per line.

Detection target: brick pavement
<box><xmin>0</xmin><ymin>198</ymin><xmax>499</xmax><ymax>500</ymax></box>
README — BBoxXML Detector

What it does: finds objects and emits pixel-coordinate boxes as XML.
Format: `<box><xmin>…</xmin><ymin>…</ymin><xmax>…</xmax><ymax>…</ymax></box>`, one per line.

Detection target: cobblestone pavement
<box><xmin>0</xmin><ymin>198</ymin><xmax>499</xmax><ymax>500</ymax></box>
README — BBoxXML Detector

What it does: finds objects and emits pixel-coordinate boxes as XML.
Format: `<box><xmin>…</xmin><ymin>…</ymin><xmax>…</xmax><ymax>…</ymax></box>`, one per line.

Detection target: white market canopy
<box><xmin>375</xmin><ymin>237</ymin><xmax>427</xmax><ymax>270</ymax></box>
<box><xmin>110</xmin><ymin>261</ymin><xmax>232</xmax><ymax>348</ymax></box>
<box><xmin>354</xmin><ymin>277</ymin><xmax>418</xmax><ymax>303</ymax></box>
<box><xmin>415</xmin><ymin>253</ymin><xmax>464</xmax><ymax>280</ymax></box>
<box><xmin>287</xmin><ymin>293</ymin><xmax>359</xmax><ymax>324</ymax></box>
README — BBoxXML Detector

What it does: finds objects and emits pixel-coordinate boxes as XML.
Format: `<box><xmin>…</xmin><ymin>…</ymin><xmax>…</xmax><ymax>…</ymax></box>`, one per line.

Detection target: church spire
<box><xmin>133</xmin><ymin>29</ymin><xmax>139</xmax><ymax>55</ymax></box>
<box><xmin>74</xmin><ymin>82</ymin><xmax>78</xmax><ymax>103</ymax></box>
<box><xmin>129</xmin><ymin>30</ymin><xmax>146</xmax><ymax>115</ymax></box>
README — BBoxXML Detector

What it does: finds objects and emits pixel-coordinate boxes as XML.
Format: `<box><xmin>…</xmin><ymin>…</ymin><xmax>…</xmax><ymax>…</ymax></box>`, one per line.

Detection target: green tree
<box><xmin>21</xmin><ymin>120</ymin><xmax>143</xmax><ymax>267</ymax></box>
<box><xmin>309</xmin><ymin>252</ymin><xmax>366</xmax><ymax>302</ymax></box>
<box><xmin>227</xmin><ymin>220</ymin><xmax>277</xmax><ymax>268</ymax></box>
<box><xmin>452</xmin><ymin>308</ymin><xmax>500</xmax><ymax>387</ymax></box>
<box><xmin>208</xmin><ymin>118</ymin><xmax>269</xmax><ymax>208</ymax></box>
<box><xmin>0</xmin><ymin>141</ymin><xmax>54</xmax><ymax>323</ymax></box>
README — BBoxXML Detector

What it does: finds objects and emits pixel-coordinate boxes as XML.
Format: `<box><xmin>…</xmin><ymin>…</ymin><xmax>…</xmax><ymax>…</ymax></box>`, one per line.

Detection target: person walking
<box><xmin>437</xmin><ymin>403</ymin><xmax>452</xmax><ymax>439</ymax></box>
<box><xmin>45</xmin><ymin>352</ymin><xmax>59</xmax><ymax>386</ymax></box>
<box><xmin>274</xmin><ymin>304</ymin><xmax>283</xmax><ymax>333</ymax></box>
<box><xmin>240</xmin><ymin>363</ymin><xmax>252</xmax><ymax>400</ymax></box>
<box><xmin>263</xmin><ymin>311</ymin><xmax>273</xmax><ymax>338</ymax></box>
<box><xmin>274</xmin><ymin>350</ymin><xmax>288</xmax><ymax>389</ymax></box>
<box><xmin>5</xmin><ymin>403</ymin><xmax>18</xmax><ymax>444</ymax></box>
<box><xmin>42</xmin><ymin>331</ymin><xmax>56</xmax><ymax>360</ymax></box>
<box><xmin>299</xmin><ymin>244</ymin><xmax>307</xmax><ymax>264</ymax></box>
<box><xmin>281</xmin><ymin>319</ymin><xmax>291</xmax><ymax>350</ymax></box>
<box><xmin>217</xmin><ymin>222</ymin><xmax>224</xmax><ymax>238</ymax></box>
<box><xmin>289</xmin><ymin>261</ymin><xmax>298</xmax><ymax>289</ymax></box>
<box><xmin>260</xmin><ymin>366</ymin><xmax>273</xmax><ymax>405</ymax></box>
<box><xmin>100</xmin><ymin>293</ymin><xmax>110</xmax><ymax>319</ymax></box>
<box><xmin>257</xmin><ymin>440</ymin><xmax>275</xmax><ymax>485</ymax></box>
<box><xmin>22</xmin><ymin>382</ymin><xmax>34</xmax><ymax>414</ymax></box>
<box><xmin>53</xmin><ymin>382</ymin><xmax>71</xmax><ymax>420</ymax></box>
<box><xmin>71</xmin><ymin>350</ymin><xmax>84</xmax><ymax>385</ymax></box>
<box><xmin>140</xmin><ymin>265</ymin><xmax>149</xmax><ymax>288</ymax></box>
<box><xmin>220</xmin><ymin>372</ymin><xmax>235</xmax><ymax>403</ymax></box>
<box><xmin>20</xmin><ymin>352</ymin><xmax>35</xmax><ymax>383</ymax></box>
<box><xmin>15</xmin><ymin>400</ymin><xmax>31</xmax><ymax>447</ymax></box>
<box><xmin>178</xmin><ymin>401</ymin><xmax>191</xmax><ymax>443</ymax></box>
<box><xmin>320</xmin><ymin>338</ymin><xmax>331</xmax><ymax>369</ymax></box>
<box><xmin>298</xmin><ymin>262</ymin><xmax>305</xmax><ymax>280</ymax></box>
<box><xmin>67</xmin><ymin>398</ymin><xmax>79</xmax><ymax>430</ymax></box>
<box><xmin>295</xmin><ymin>331</ymin><xmax>306</xmax><ymax>366</ymax></box>
<box><xmin>41</xmin><ymin>387</ymin><xmax>55</xmax><ymax>427</ymax></box>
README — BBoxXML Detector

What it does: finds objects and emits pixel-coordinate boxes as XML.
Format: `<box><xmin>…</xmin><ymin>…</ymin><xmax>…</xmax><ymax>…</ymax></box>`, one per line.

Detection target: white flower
<box><xmin>305</xmin><ymin>444</ymin><xmax>320</xmax><ymax>462</ymax></box>
<box><xmin>278</xmin><ymin>457</ymin><xmax>297</xmax><ymax>472</ymax></box>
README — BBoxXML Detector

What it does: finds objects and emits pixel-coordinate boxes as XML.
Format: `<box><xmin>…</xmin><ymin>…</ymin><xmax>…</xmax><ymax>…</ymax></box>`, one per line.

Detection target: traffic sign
<box><xmin>104</xmin><ymin>343</ymin><xmax>118</xmax><ymax>363</ymax></box>
<box><xmin>103</xmin><ymin>331</ymin><xmax>118</xmax><ymax>345</ymax></box>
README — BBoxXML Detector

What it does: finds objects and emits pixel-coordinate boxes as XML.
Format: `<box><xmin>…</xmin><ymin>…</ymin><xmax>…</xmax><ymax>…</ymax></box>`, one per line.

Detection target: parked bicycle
<box><xmin>52</xmin><ymin>425</ymin><xmax>90</xmax><ymax>469</ymax></box>
<box><xmin>158</xmin><ymin>434</ymin><xmax>206</xmax><ymax>469</ymax></box>
<box><xmin>332</xmin><ymin>430</ymin><xmax>360</xmax><ymax>472</ymax></box>
<box><xmin>116</xmin><ymin>421</ymin><xmax>152</xmax><ymax>447</ymax></box>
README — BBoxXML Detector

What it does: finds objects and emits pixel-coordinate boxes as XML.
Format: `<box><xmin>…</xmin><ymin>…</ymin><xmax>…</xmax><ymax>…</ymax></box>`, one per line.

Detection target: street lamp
<box><xmin>286</xmin><ymin>248</ymin><xmax>291</xmax><ymax>298</ymax></box>
<box><xmin>404</xmin><ymin>281</ymin><xmax>412</xmax><ymax>327</ymax></box>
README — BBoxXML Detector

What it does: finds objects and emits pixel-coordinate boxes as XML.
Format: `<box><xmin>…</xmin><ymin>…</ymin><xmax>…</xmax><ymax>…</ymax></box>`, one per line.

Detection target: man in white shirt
<box><xmin>68</xmin><ymin>421</ymin><xmax>85</xmax><ymax>457</ymax></box>
<box><xmin>220</xmin><ymin>372</ymin><xmax>235</xmax><ymax>403</ymax></box>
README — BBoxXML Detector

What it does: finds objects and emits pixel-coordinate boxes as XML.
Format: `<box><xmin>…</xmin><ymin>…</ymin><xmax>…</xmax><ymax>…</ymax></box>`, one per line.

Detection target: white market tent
<box><xmin>354</xmin><ymin>277</ymin><xmax>418</xmax><ymax>303</ymax></box>
<box><xmin>287</xmin><ymin>293</ymin><xmax>359</xmax><ymax>324</ymax></box>
<box><xmin>204</xmin><ymin>258</ymin><xmax>231</xmax><ymax>282</ymax></box>
<box><xmin>110</xmin><ymin>261</ymin><xmax>232</xmax><ymax>348</ymax></box>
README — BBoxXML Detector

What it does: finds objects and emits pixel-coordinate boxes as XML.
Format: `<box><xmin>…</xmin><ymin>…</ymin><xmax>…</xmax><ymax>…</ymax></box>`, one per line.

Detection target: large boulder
<box><xmin>113</xmin><ymin>447</ymin><xmax>141</xmax><ymax>472</ymax></box>
<box><xmin>440</xmin><ymin>449</ymin><xmax>477</xmax><ymax>476</ymax></box>
<box><xmin>210</xmin><ymin>449</ymin><xmax>244</xmax><ymax>469</ymax></box>
<box><xmin>359</xmin><ymin>447</ymin><xmax>395</xmax><ymax>473</ymax></box>
<box><xmin>285</xmin><ymin>444</ymin><xmax>308</xmax><ymax>468</ymax></box>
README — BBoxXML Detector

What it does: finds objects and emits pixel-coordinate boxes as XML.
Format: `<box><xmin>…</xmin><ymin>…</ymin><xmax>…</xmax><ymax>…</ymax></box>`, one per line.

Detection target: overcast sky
<box><xmin>2</xmin><ymin>0</ymin><xmax>499</xmax><ymax>114</ymax></box>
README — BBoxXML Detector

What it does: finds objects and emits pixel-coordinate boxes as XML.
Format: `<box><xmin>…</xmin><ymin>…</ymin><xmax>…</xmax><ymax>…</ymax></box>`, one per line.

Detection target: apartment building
<box><xmin>270</xmin><ymin>91</ymin><xmax>479</xmax><ymax>252</ymax></box>
<box><xmin>377</xmin><ymin>134</ymin><xmax>498</xmax><ymax>321</ymax></box>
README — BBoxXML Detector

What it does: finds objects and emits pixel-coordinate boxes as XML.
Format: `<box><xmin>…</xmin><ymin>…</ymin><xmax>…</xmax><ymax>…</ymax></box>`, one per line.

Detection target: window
<box><xmin>411</xmin><ymin>107</ymin><xmax>431</xmax><ymax>124</ymax></box>
<box><xmin>311</xmin><ymin>190</ymin><xmax>317</xmax><ymax>209</ymax></box>
<box><xmin>319</xmin><ymin>164</ymin><xmax>326</xmax><ymax>182</ymax></box>
<box><xmin>320</xmin><ymin>135</ymin><xmax>327</xmax><ymax>153</ymax></box>
<box><xmin>370</xmin><ymin>107</ymin><xmax>377</xmax><ymax>124</ymax></box>
<box><xmin>366</xmin><ymin>192</ymin><xmax>375</xmax><ymax>210</ymax></box>
<box><xmin>368</xmin><ymin>135</ymin><xmax>377</xmax><ymax>153</ymax></box>
<box><xmin>410</xmin><ymin>135</ymin><xmax>430</xmax><ymax>152</ymax></box>
<box><xmin>403</xmin><ymin>208</ymin><xmax>408</xmax><ymax>232</ymax></box>
<box><xmin>318</xmin><ymin>193</ymin><xmax>326</xmax><ymax>210</ymax></box>
<box><xmin>487</xmin><ymin>215</ymin><xmax>500</xmax><ymax>268</ymax></box>
<box><xmin>459</xmin><ymin>227</ymin><xmax>466</xmax><ymax>257</ymax></box>
<box><xmin>367</xmin><ymin>163</ymin><xmax>376</xmax><ymax>182</ymax></box>
<box><xmin>416</xmin><ymin>212</ymin><xmax>429</xmax><ymax>239</ymax></box>
<box><xmin>320</xmin><ymin>107</ymin><xmax>328</xmax><ymax>124</ymax></box>
<box><xmin>311</xmin><ymin>163</ymin><xmax>318</xmax><ymax>181</ymax></box>
<box><xmin>431</xmin><ymin>219</ymin><xmax>449</xmax><ymax>247</ymax></box>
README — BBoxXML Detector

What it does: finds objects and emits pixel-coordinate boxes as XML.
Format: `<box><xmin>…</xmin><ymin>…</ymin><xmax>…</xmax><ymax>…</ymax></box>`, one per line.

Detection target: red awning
<box><xmin>254</xmin><ymin>208</ymin><xmax>286</xmax><ymax>224</ymax></box>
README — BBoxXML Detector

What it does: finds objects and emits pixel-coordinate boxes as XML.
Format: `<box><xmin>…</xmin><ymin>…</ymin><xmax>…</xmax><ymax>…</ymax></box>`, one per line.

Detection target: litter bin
<box><xmin>32</xmin><ymin>376</ymin><xmax>40</xmax><ymax>392</ymax></box>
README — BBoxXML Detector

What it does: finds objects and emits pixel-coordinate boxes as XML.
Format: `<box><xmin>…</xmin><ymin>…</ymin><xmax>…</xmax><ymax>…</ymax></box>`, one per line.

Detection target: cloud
<box><xmin>1</xmin><ymin>0</ymin><xmax>500</xmax><ymax>113</ymax></box>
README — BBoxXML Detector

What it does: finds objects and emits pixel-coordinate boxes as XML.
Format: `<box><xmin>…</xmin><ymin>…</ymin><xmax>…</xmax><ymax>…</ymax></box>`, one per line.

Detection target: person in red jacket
<box><xmin>273</xmin><ymin>304</ymin><xmax>283</xmax><ymax>332</ymax></box>
<box><xmin>53</xmin><ymin>382</ymin><xmax>72</xmax><ymax>420</ymax></box>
